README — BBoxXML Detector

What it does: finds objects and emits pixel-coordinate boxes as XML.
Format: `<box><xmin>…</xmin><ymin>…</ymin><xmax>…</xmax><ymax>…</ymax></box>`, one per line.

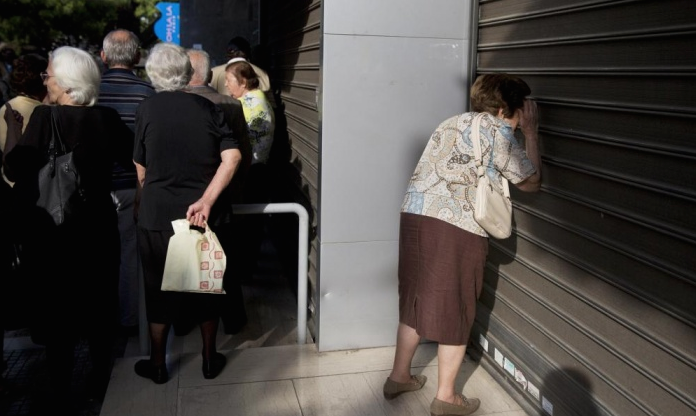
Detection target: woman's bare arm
<box><xmin>186</xmin><ymin>148</ymin><xmax>242</xmax><ymax>227</ymax></box>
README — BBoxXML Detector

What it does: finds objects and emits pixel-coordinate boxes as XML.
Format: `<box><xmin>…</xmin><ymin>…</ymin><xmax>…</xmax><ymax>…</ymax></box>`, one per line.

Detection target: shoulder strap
<box><xmin>45</xmin><ymin>107</ymin><xmax>58</xmax><ymax>174</ymax></box>
<box><xmin>470</xmin><ymin>113</ymin><xmax>485</xmax><ymax>167</ymax></box>
<box><xmin>471</xmin><ymin>112</ymin><xmax>511</xmax><ymax>198</ymax></box>
<box><xmin>50</xmin><ymin>106</ymin><xmax>66</xmax><ymax>154</ymax></box>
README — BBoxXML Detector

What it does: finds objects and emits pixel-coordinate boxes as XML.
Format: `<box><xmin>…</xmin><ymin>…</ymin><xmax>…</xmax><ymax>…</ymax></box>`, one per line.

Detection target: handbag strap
<box><xmin>470</xmin><ymin>113</ymin><xmax>485</xmax><ymax>167</ymax></box>
<box><xmin>46</xmin><ymin>106</ymin><xmax>68</xmax><ymax>176</ymax></box>
<box><xmin>50</xmin><ymin>106</ymin><xmax>66</xmax><ymax>154</ymax></box>
<box><xmin>470</xmin><ymin>113</ymin><xmax>511</xmax><ymax>198</ymax></box>
<box><xmin>46</xmin><ymin>107</ymin><xmax>57</xmax><ymax>174</ymax></box>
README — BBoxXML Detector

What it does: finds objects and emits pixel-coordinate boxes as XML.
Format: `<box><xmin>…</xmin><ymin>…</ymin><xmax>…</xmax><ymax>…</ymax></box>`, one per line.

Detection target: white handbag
<box><xmin>161</xmin><ymin>219</ymin><xmax>227</xmax><ymax>294</ymax></box>
<box><xmin>470</xmin><ymin>113</ymin><xmax>513</xmax><ymax>239</ymax></box>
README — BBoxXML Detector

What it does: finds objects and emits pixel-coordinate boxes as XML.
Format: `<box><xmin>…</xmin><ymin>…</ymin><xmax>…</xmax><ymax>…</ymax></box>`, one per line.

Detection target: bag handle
<box><xmin>46</xmin><ymin>107</ymin><xmax>58</xmax><ymax>177</ymax></box>
<box><xmin>50</xmin><ymin>106</ymin><xmax>67</xmax><ymax>153</ymax></box>
<box><xmin>47</xmin><ymin>106</ymin><xmax>72</xmax><ymax>178</ymax></box>
<box><xmin>470</xmin><ymin>113</ymin><xmax>510</xmax><ymax>199</ymax></box>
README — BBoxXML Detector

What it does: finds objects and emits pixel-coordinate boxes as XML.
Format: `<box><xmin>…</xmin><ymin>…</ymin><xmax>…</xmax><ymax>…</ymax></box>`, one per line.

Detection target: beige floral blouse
<box><xmin>401</xmin><ymin>112</ymin><xmax>536</xmax><ymax>236</ymax></box>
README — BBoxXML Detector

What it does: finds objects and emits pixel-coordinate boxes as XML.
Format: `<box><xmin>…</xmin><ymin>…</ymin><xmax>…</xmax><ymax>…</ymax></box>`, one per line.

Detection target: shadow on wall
<box><xmin>541</xmin><ymin>368</ymin><xmax>600</xmax><ymax>416</ymax></box>
<box><xmin>464</xmin><ymin>1</ymin><xmax>561</xmax><ymax>413</ymax></box>
<box><xmin>258</xmin><ymin>0</ymin><xmax>314</xmax><ymax>302</ymax></box>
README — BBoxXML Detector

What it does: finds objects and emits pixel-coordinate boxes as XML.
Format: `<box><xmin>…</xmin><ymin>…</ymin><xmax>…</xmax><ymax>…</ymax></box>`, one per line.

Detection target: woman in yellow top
<box><xmin>224</xmin><ymin>58</ymin><xmax>274</xmax><ymax>166</ymax></box>
<box><xmin>223</xmin><ymin>58</ymin><xmax>276</xmax><ymax>287</ymax></box>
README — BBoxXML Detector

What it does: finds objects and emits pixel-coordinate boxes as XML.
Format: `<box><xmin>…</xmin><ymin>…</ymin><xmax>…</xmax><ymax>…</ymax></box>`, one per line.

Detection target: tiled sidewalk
<box><xmin>1</xmin><ymin>234</ymin><xmax>287</xmax><ymax>416</ymax></box>
<box><xmin>1</xmin><ymin>330</ymin><xmax>129</xmax><ymax>416</ymax></box>
<box><xmin>2</xmin><ymin>345</ymin><xmax>51</xmax><ymax>416</ymax></box>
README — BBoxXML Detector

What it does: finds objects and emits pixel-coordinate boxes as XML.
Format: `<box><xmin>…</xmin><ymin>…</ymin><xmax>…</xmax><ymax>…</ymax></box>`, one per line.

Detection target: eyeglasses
<box><xmin>40</xmin><ymin>72</ymin><xmax>53</xmax><ymax>81</ymax></box>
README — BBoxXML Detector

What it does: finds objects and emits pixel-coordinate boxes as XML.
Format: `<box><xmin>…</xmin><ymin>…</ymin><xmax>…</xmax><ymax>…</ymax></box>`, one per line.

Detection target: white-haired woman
<box><xmin>3</xmin><ymin>46</ymin><xmax>133</xmax><ymax>410</ymax></box>
<box><xmin>133</xmin><ymin>42</ymin><xmax>242</xmax><ymax>384</ymax></box>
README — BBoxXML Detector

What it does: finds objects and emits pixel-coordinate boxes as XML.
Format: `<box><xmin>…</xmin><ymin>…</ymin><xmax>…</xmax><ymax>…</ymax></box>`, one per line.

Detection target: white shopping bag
<box><xmin>161</xmin><ymin>219</ymin><xmax>227</xmax><ymax>294</ymax></box>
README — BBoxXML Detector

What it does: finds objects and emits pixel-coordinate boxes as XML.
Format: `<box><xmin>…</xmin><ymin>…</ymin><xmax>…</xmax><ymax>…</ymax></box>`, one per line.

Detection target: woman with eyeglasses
<box><xmin>3</xmin><ymin>45</ymin><xmax>133</xmax><ymax>413</ymax></box>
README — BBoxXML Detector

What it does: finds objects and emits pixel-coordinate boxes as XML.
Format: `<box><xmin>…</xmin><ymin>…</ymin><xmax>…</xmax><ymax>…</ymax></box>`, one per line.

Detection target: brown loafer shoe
<box><xmin>430</xmin><ymin>394</ymin><xmax>480</xmax><ymax>416</ymax></box>
<box><xmin>383</xmin><ymin>374</ymin><xmax>427</xmax><ymax>399</ymax></box>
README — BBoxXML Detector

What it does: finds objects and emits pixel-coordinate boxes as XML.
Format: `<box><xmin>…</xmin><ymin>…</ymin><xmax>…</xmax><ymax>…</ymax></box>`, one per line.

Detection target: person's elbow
<box><xmin>221</xmin><ymin>148</ymin><xmax>243</xmax><ymax>173</ymax></box>
<box><xmin>515</xmin><ymin>173</ymin><xmax>541</xmax><ymax>192</ymax></box>
<box><xmin>231</xmin><ymin>148</ymin><xmax>242</xmax><ymax>165</ymax></box>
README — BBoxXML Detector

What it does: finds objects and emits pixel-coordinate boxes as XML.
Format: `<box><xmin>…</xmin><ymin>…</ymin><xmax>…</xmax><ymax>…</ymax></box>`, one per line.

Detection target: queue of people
<box><xmin>0</xmin><ymin>33</ymin><xmax>269</xmax><ymax>414</ymax></box>
<box><xmin>0</xmin><ymin>30</ymin><xmax>542</xmax><ymax>416</ymax></box>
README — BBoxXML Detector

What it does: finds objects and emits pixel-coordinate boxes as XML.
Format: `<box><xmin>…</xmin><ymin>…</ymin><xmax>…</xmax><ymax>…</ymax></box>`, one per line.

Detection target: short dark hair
<box><xmin>225</xmin><ymin>36</ymin><xmax>252</xmax><ymax>59</ymax></box>
<box><xmin>470</xmin><ymin>73</ymin><xmax>531</xmax><ymax>118</ymax></box>
<box><xmin>10</xmin><ymin>53</ymin><xmax>47</xmax><ymax>99</ymax></box>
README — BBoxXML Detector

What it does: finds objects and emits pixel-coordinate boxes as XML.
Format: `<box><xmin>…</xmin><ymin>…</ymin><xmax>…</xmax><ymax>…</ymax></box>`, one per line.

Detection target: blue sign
<box><xmin>154</xmin><ymin>2</ymin><xmax>180</xmax><ymax>44</ymax></box>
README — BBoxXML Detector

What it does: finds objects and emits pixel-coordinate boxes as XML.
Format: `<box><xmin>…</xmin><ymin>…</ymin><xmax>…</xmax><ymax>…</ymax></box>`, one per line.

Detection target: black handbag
<box><xmin>36</xmin><ymin>107</ymin><xmax>85</xmax><ymax>225</ymax></box>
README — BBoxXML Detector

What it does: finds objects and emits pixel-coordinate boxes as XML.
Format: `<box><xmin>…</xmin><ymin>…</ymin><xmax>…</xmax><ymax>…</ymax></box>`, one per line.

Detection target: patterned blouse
<box><xmin>239</xmin><ymin>89</ymin><xmax>275</xmax><ymax>164</ymax></box>
<box><xmin>401</xmin><ymin>112</ymin><xmax>536</xmax><ymax>236</ymax></box>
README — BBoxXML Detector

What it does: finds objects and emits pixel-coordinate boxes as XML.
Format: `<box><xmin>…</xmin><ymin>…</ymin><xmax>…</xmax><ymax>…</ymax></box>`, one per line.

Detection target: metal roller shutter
<box><xmin>470</xmin><ymin>1</ymin><xmax>696</xmax><ymax>415</ymax></box>
<box><xmin>263</xmin><ymin>0</ymin><xmax>322</xmax><ymax>338</ymax></box>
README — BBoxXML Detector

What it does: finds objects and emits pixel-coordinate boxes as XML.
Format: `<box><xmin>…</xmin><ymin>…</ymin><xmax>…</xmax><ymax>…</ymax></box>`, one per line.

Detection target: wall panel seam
<box><xmin>273</xmin><ymin>42</ymin><xmax>320</xmax><ymax>55</ymax></box>
<box><xmin>494</xmin><ymin>225</ymin><xmax>696</xmax><ymax>328</ymax></box>
<box><xmin>542</xmin><ymin>155</ymin><xmax>695</xmax><ymax>200</ymax></box>
<box><xmin>474</xmin><ymin>307</ymin><xmax>614</xmax><ymax>416</ymax></box>
<box><xmin>281</xmin><ymin>95</ymin><xmax>320</xmax><ymax>114</ymax></box>
<box><xmin>535</xmin><ymin>98</ymin><xmax>696</xmax><ymax>118</ymax></box>
<box><xmin>542</xmin><ymin>125</ymin><xmax>696</xmax><ymax>156</ymax></box>
<box><xmin>489</xmin><ymin>245</ymin><xmax>696</xmax><ymax>369</ymax></box>
<box><xmin>478</xmin><ymin>27</ymin><xmax>696</xmax><ymax>48</ymax></box>
<box><xmin>540</xmin><ymin>160</ymin><xmax>696</xmax><ymax>241</ymax></box>
<box><xmin>478</xmin><ymin>67</ymin><xmax>696</xmax><ymax>75</ymax></box>
<box><xmin>277</xmin><ymin>80</ymin><xmax>320</xmax><ymax>90</ymax></box>
<box><xmin>483</xmin><ymin>270</ymin><xmax>694</xmax><ymax>414</ymax></box>
<box><xmin>479</xmin><ymin>0</ymin><xmax>643</xmax><ymax>24</ymax></box>
<box><xmin>515</xmin><ymin>192</ymin><xmax>696</xmax><ymax>268</ymax></box>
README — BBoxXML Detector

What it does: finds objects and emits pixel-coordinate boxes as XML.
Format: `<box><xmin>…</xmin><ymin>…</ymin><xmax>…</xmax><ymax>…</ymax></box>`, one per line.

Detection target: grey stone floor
<box><xmin>1</xmin><ymin>328</ymin><xmax>130</xmax><ymax>416</ymax></box>
<box><xmin>2</xmin><ymin>221</ymin><xmax>289</xmax><ymax>416</ymax></box>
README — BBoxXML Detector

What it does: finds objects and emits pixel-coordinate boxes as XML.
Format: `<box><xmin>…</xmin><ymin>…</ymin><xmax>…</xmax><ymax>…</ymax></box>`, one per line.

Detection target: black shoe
<box><xmin>134</xmin><ymin>359</ymin><xmax>169</xmax><ymax>384</ymax></box>
<box><xmin>202</xmin><ymin>353</ymin><xmax>226</xmax><ymax>379</ymax></box>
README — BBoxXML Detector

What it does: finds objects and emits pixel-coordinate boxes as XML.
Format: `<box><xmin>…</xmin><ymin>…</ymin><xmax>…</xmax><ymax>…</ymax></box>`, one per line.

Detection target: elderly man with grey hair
<box><xmin>99</xmin><ymin>29</ymin><xmax>155</xmax><ymax>130</ymax></box>
<box><xmin>98</xmin><ymin>29</ymin><xmax>156</xmax><ymax>336</ymax></box>
<box><xmin>133</xmin><ymin>42</ymin><xmax>242</xmax><ymax>384</ymax></box>
<box><xmin>186</xmin><ymin>47</ymin><xmax>252</xmax><ymax>335</ymax></box>
<box><xmin>185</xmin><ymin>47</ymin><xmax>250</xmax><ymax>181</ymax></box>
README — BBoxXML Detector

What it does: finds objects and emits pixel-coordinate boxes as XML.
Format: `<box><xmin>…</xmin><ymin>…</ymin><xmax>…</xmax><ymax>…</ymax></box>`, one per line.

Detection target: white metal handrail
<box><xmin>231</xmin><ymin>203</ymin><xmax>309</xmax><ymax>345</ymax></box>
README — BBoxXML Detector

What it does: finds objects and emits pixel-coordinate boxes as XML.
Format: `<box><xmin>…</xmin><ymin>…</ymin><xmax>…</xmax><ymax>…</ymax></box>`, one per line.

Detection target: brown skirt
<box><xmin>398</xmin><ymin>212</ymin><xmax>488</xmax><ymax>345</ymax></box>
